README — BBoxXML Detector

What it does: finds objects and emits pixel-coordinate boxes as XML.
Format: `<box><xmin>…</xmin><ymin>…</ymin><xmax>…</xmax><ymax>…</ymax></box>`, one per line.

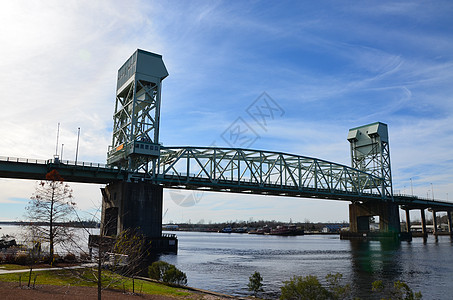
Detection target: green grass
<box><xmin>0</xmin><ymin>266</ymin><xmax>191</xmax><ymax>297</ymax></box>
<box><xmin>0</xmin><ymin>264</ymin><xmax>29</xmax><ymax>270</ymax></box>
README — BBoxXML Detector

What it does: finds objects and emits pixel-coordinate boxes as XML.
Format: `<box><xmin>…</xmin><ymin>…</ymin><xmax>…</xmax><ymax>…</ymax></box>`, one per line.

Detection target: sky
<box><xmin>1</xmin><ymin>0</ymin><xmax>453</xmax><ymax>224</ymax></box>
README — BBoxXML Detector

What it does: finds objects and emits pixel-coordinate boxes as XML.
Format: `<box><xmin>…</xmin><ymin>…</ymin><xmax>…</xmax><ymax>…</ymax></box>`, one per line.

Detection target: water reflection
<box><xmin>349</xmin><ymin>239</ymin><xmax>402</xmax><ymax>298</ymax></box>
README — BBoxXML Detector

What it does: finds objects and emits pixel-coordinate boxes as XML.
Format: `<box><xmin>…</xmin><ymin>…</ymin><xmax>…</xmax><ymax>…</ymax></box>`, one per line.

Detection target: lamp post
<box><xmin>75</xmin><ymin>127</ymin><xmax>81</xmax><ymax>164</ymax></box>
<box><xmin>410</xmin><ymin>178</ymin><xmax>414</xmax><ymax>196</ymax></box>
<box><xmin>431</xmin><ymin>183</ymin><xmax>434</xmax><ymax>200</ymax></box>
<box><xmin>61</xmin><ymin>144</ymin><xmax>64</xmax><ymax>161</ymax></box>
<box><xmin>55</xmin><ymin>122</ymin><xmax>60</xmax><ymax>158</ymax></box>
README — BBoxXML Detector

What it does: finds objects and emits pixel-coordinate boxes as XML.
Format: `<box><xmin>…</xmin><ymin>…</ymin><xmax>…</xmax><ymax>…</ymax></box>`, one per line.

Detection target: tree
<box><xmin>248</xmin><ymin>271</ymin><xmax>264</xmax><ymax>297</ymax></box>
<box><xmin>25</xmin><ymin>170</ymin><xmax>76</xmax><ymax>264</ymax></box>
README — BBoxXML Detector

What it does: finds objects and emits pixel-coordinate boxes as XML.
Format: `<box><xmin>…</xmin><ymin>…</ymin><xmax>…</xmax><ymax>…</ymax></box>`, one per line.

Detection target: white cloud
<box><xmin>1</xmin><ymin>1</ymin><xmax>452</xmax><ymax>223</ymax></box>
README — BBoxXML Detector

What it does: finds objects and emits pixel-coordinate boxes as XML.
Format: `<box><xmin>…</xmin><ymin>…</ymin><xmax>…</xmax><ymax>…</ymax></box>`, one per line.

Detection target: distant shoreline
<box><xmin>0</xmin><ymin>221</ymin><xmax>100</xmax><ymax>228</ymax></box>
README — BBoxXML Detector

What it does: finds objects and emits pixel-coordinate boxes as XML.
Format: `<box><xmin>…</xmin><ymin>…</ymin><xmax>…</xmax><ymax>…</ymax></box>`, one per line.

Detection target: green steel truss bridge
<box><xmin>1</xmin><ymin>150</ymin><xmax>452</xmax><ymax>211</ymax></box>
<box><xmin>2</xmin><ymin>50</ymin><xmax>452</xmax><ymax>238</ymax></box>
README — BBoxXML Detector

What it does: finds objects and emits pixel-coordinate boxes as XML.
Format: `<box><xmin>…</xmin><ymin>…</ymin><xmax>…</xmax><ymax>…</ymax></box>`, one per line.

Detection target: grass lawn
<box><xmin>0</xmin><ymin>265</ymin><xmax>191</xmax><ymax>297</ymax></box>
<box><xmin>0</xmin><ymin>264</ymin><xmax>29</xmax><ymax>270</ymax></box>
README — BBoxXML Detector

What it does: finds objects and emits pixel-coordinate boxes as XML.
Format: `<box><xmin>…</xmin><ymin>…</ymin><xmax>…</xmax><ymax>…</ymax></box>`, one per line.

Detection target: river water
<box><xmin>160</xmin><ymin>231</ymin><xmax>453</xmax><ymax>299</ymax></box>
<box><xmin>2</xmin><ymin>226</ymin><xmax>452</xmax><ymax>299</ymax></box>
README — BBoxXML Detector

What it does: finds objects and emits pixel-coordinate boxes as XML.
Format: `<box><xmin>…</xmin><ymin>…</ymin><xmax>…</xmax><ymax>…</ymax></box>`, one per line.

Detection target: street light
<box><xmin>55</xmin><ymin>122</ymin><xmax>60</xmax><ymax>159</ymax></box>
<box><xmin>75</xmin><ymin>127</ymin><xmax>81</xmax><ymax>165</ymax></box>
<box><xmin>431</xmin><ymin>183</ymin><xmax>434</xmax><ymax>200</ymax></box>
<box><xmin>410</xmin><ymin>178</ymin><xmax>414</xmax><ymax>196</ymax></box>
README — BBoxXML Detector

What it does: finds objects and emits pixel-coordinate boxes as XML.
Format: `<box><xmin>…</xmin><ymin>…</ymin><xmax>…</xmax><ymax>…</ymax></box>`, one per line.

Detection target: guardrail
<box><xmin>0</xmin><ymin>156</ymin><xmax>123</xmax><ymax>170</ymax></box>
<box><xmin>394</xmin><ymin>193</ymin><xmax>452</xmax><ymax>204</ymax></box>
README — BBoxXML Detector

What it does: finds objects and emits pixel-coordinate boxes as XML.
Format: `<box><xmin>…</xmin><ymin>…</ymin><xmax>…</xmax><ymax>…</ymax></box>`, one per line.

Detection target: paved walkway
<box><xmin>0</xmin><ymin>263</ymin><xmax>96</xmax><ymax>275</ymax></box>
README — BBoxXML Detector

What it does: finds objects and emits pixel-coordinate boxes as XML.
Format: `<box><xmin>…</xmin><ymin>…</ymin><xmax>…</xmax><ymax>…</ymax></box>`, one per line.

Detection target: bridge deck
<box><xmin>1</xmin><ymin>153</ymin><xmax>453</xmax><ymax>210</ymax></box>
<box><xmin>0</xmin><ymin>156</ymin><xmax>128</xmax><ymax>184</ymax></box>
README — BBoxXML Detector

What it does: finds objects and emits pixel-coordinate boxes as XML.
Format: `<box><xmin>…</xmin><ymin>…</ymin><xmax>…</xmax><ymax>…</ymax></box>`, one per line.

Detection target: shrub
<box><xmin>372</xmin><ymin>280</ymin><xmax>422</xmax><ymax>300</ymax></box>
<box><xmin>149</xmin><ymin>261</ymin><xmax>170</xmax><ymax>280</ymax></box>
<box><xmin>15</xmin><ymin>253</ymin><xmax>31</xmax><ymax>265</ymax></box>
<box><xmin>53</xmin><ymin>254</ymin><xmax>63</xmax><ymax>263</ymax></box>
<box><xmin>4</xmin><ymin>253</ymin><xmax>16</xmax><ymax>264</ymax></box>
<box><xmin>280</xmin><ymin>275</ymin><xmax>330</xmax><ymax>300</ymax></box>
<box><xmin>248</xmin><ymin>271</ymin><xmax>264</xmax><ymax>297</ymax></box>
<box><xmin>79</xmin><ymin>252</ymin><xmax>91</xmax><ymax>261</ymax></box>
<box><xmin>325</xmin><ymin>273</ymin><xmax>351</xmax><ymax>300</ymax></box>
<box><xmin>64</xmin><ymin>253</ymin><xmax>77</xmax><ymax>263</ymax></box>
<box><xmin>148</xmin><ymin>261</ymin><xmax>187</xmax><ymax>285</ymax></box>
<box><xmin>163</xmin><ymin>265</ymin><xmax>188</xmax><ymax>285</ymax></box>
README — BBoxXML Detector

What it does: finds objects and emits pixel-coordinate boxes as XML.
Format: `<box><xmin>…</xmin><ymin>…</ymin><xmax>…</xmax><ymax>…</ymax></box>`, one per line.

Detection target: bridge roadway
<box><xmin>1</xmin><ymin>147</ymin><xmax>453</xmax><ymax>211</ymax></box>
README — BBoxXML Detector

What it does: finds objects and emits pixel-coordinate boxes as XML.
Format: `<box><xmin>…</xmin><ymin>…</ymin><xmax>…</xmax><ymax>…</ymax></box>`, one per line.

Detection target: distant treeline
<box><xmin>0</xmin><ymin>220</ymin><xmax>100</xmax><ymax>228</ymax></box>
<box><xmin>166</xmin><ymin>220</ymin><xmax>349</xmax><ymax>232</ymax></box>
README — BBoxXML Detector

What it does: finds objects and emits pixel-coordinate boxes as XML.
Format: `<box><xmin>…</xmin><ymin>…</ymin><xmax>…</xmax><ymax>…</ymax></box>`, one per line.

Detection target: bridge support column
<box><xmin>432</xmin><ymin>210</ymin><xmax>438</xmax><ymax>235</ymax></box>
<box><xmin>344</xmin><ymin>201</ymin><xmax>400</xmax><ymax>239</ymax></box>
<box><xmin>447</xmin><ymin>211</ymin><xmax>453</xmax><ymax>235</ymax></box>
<box><xmin>420</xmin><ymin>209</ymin><xmax>427</xmax><ymax>238</ymax></box>
<box><xmin>101</xmin><ymin>181</ymin><xmax>163</xmax><ymax>238</ymax></box>
<box><xmin>405</xmin><ymin>209</ymin><xmax>411</xmax><ymax>232</ymax></box>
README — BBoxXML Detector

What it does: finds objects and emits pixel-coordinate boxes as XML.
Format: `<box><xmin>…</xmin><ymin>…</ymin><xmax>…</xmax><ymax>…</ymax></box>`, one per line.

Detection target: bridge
<box><xmin>1</xmin><ymin>49</ymin><xmax>452</xmax><ymax>247</ymax></box>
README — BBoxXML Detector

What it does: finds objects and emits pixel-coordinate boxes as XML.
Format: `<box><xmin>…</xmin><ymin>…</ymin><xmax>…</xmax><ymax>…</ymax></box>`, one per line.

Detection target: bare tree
<box><xmin>66</xmin><ymin>207</ymin><xmax>151</xmax><ymax>300</ymax></box>
<box><xmin>25</xmin><ymin>170</ymin><xmax>76</xmax><ymax>264</ymax></box>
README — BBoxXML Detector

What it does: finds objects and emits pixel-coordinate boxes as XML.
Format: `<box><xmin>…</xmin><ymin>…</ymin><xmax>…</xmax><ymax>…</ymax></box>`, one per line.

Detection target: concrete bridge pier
<box><xmin>447</xmin><ymin>211</ymin><xmax>453</xmax><ymax>236</ymax></box>
<box><xmin>430</xmin><ymin>210</ymin><xmax>453</xmax><ymax>237</ymax></box>
<box><xmin>432</xmin><ymin>210</ymin><xmax>438</xmax><ymax>236</ymax></box>
<box><xmin>98</xmin><ymin>181</ymin><xmax>177</xmax><ymax>253</ymax></box>
<box><xmin>405</xmin><ymin>208</ymin><xmax>411</xmax><ymax>233</ymax></box>
<box><xmin>420</xmin><ymin>208</ymin><xmax>428</xmax><ymax>239</ymax></box>
<box><xmin>342</xmin><ymin>201</ymin><xmax>401</xmax><ymax>240</ymax></box>
<box><xmin>101</xmin><ymin>181</ymin><xmax>163</xmax><ymax>237</ymax></box>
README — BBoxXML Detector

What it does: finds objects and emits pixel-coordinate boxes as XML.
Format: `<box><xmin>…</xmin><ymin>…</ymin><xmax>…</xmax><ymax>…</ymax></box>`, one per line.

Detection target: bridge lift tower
<box><xmin>347</xmin><ymin>122</ymin><xmax>393</xmax><ymax>197</ymax></box>
<box><xmin>101</xmin><ymin>50</ymin><xmax>173</xmax><ymax>250</ymax></box>
<box><xmin>107</xmin><ymin>49</ymin><xmax>168</xmax><ymax>178</ymax></box>
<box><xmin>346</xmin><ymin>122</ymin><xmax>399</xmax><ymax>235</ymax></box>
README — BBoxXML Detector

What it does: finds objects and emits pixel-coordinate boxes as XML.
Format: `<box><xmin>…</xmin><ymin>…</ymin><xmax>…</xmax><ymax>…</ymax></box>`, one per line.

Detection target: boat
<box><xmin>219</xmin><ymin>226</ymin><xmax>232</xmax><ymax>233</ymax></box>
<box><xmin>0</xmin><ymin>234</ymin><xmax>17</xmax><ymax>249</ymax></box>
<box><xmin>268</xmin><ymin>225</ymin><xmax>304</xmax><ymax>236</ymax></box>
<box><xmin>233</xmin><ymin>227</ymin><xmax>248</xmax><ymax>233</ymax></box>
<box><xmin>248</xmin><ymin>225</ymin><xmax>271</xmax><ymax>235</ymax></box>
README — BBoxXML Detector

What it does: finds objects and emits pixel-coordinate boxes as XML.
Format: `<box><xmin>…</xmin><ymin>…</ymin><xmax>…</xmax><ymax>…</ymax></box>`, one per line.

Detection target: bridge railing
<box><xmin>0</xmin><ymin>156</ymin><xmax>49</xmax><ymax>164</ymax></box>
<box><xmin>393</xmin><ymin>193</ymin><xmax>453</xmax><ymax>204</ymax></box>
<box><xmin>0</xmin><ymin>156</ymin><xmax>123</xmax><ymax>171</ymax></box>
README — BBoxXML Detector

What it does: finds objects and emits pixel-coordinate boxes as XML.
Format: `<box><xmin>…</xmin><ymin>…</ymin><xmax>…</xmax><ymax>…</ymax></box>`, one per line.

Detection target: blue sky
<box><xmin>1</xmin><ymin>1</ymin><xmax>453</xmax><ymax>223</ymax></box>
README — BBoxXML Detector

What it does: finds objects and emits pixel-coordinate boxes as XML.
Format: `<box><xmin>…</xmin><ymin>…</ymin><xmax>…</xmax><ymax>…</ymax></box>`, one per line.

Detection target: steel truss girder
<box><xmin>155</xmin><ymin>147</ymin><xmax>388</xmax><ymax>201</ymax></box>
